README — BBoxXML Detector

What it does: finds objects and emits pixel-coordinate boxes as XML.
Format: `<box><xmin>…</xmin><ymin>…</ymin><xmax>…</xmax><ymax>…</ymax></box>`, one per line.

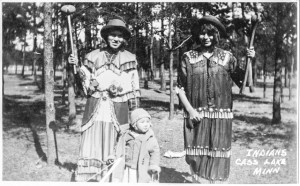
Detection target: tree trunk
<box><xmin>2</xmin><ymin>64</ymin><xmax>4</xmax><ymax>97</ymax></box>
<box><xmin>272</xmin><ymin>4</ymin><xmax>283</xmax><ymax>124</ymax></box>
<box><xmin>44</xmin><ymin>2</ymin><xmax>56</xmax><ymax>165</ymax></box>
<box><xmin>168</xmin><ymin>16</ymin><xmax>174</xmax><ymax>120</ymax></box>
<box><xmin>62</xmin><ymin>57</ymin><xmax>67</xmax><ymax>105</ymax></box>
<box><xmin>144</xmin><ymin>22</ymin><xmax>149</xmax><ymax>89</ymax></box>
<box><xmin>15</xmin><ymin>58</ymin><xmax>18</xmax><ymax>74</ymax></box>
<box><xmin>134</xmin><ymin>3</ymin><xmax>139</xmax><ymax>54</ymax></box>
<box><xmin>41</xmin><ymin>59</ymin><xmax>45</xmax><ymax>90</ymax></box>
<box><xmin>291</xmin><ymin>37</ymin><xmax>296</xmax><ymax>75</ymax></box>
<box><xmin>150</xmin><ymin>21</ymin><xmax>154</xmax><ymax>81</ymax></box>
<box><xmin>53</xmin><ymin>4</ymin><xmax>59</xmax><ymax>80</ymax></box>
<box><xmin>85</xmin><ymin>20</ymin><xmax>92</xmax><ymax>50</ymax></box>
<box><xmin>289</xmin><ymin>54</ymin><xmax>294</xmax><ymax>100</ymax></box>
<box><xmin>160</xmin><ymin>58</ymin><xmax>166</xmax><ymax>91</ymax></box>
<box><xmin>273</xmin><ymin>57</ymin><xmax>282</xmax><ymax>124</ymax></box>
<box><xmin>67</xmin><ymin>64</ymin><xmax>76</xmax><ymax>128</ymax></box>
<box><xmin>160</xmin><ymin>5</ymin><xmax>166</xmax><ymax>91</ymax></box>
<box><xmin>288</xmin><ymin>70</ymin><xmax>292</xmax><ymax>100</ymax></box>
<box><xmin>21</xmin><ymin>36</ymin><xmax>26</xmax><ymax>78</ymax></box>
<box><xmin>280</xmin><ymin>66</ymin><xmax>284</xmax><ymax>103</ymax></box>
<box><xmin>93</xmin><ymin>25</ymin><xmax>98</xmax><ymax>48</ymax></box>
<box><xmin>263</xmin><ymin>53</ymin><xmax>267</xmax><ymax>98</ymax></box>
<box><xmin>33</xmin><ymin>3</ymin><xmax>38</xmax><ymax>83</ymax></box>
<box><xmin>61</xmin><ymin>17</ymin><xmax>67</xmax><ymax>105</ymax></box>
<box><xmin>284</xmin><ymin>62</ymin><xmax>288</xmax><ymax>88</ymax></box>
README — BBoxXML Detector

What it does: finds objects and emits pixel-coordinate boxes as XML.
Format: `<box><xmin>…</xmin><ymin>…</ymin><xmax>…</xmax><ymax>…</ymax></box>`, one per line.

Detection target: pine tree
<box><xmin>43</xmin><ymin>2</ymin><xmax>56</xmax><ymax>165</ymax></box>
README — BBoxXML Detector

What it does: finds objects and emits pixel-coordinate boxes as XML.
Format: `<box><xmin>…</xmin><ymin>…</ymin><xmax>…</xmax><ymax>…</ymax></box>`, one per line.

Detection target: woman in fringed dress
<box><xmin>176</xmin><ymin>15</ymin><xmax>255</xmax><ymax>183</ymax></box>
<box><xmin>68</xmin><ymin>18</ymin><xmax>140</xmax><ymax>182</ymax></box>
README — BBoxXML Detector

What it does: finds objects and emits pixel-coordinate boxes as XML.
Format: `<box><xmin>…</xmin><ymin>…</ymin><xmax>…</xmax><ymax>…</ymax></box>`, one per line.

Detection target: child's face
<box><xmin>135</xmin><ymin>117</ymin><xmax>151</xmax><ymax>133</ymax></box>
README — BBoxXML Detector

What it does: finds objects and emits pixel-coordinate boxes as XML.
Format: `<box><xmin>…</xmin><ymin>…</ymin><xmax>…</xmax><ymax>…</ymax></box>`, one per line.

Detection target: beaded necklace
<box><xmin>104</xmin><ymin>51</ymin><xmax>118</xmax><ymax>64</ymax></box>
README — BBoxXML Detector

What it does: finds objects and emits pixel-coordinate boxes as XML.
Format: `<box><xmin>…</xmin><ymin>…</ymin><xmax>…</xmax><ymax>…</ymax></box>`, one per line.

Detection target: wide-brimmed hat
<box><xmin>101</xmin><ymin>18</ymin><xmax>131</xmax><ymax>40</ymax></box>
<box><xmin>191</xmin><ymin>15</ymin><xmax>227</xmax><ymax>38</ymax></box>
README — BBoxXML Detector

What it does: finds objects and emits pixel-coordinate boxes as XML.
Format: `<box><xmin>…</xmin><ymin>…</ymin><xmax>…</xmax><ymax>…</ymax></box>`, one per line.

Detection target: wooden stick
<box><xmin>171</xmin><ymin>35</ymin><xmax>192</xmax><ymax>51</ymax></box>
<box><xmin>240</xmin><ymin>21</ymin><xmax>259</xmax><ymax>94</ymax></box>
<box><xmin>99</xmin><ymin>157</ymin><xmax>123</xmax><ymax>183</ymax></box>
<box><xmin>67</xmin><ymin>15</ymin><xmax>77</xmax><ymax>74</ymax></box>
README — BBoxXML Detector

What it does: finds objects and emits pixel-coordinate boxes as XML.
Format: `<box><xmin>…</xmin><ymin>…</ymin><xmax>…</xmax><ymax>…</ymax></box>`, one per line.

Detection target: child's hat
<box><xmin>130</xmin><ymin>108</ymin><xmax>151</xmax><ymax>125</ymax></box>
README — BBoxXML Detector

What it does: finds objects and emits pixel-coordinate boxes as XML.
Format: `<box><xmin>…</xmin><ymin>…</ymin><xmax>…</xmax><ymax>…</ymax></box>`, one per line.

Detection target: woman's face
<box><xmin>135</xmin><ymin>117</ymin><xmax>151</xmax><ymax>133</ymax></box>
<box><xmin>107</xmin><ymin>30</ymin><xmax>124</xmax><ymax>50</ymax></box>
<box><xmin>199</xmin><ymin>31</ymin><xmax>214</xmax><ymax>48</ymax></box>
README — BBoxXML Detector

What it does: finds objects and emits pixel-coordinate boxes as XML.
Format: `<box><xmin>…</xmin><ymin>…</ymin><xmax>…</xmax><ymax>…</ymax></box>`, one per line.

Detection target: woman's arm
<box><xmin>176</xmin><ymin>55</ymin><xmax>202</xmax><ymax>122</ymax></box>
<box><xmin>68</xmin><ymin>53</ymin><xmax>99</xmax><ymax>95</ymax></box>
<box><xmin>177</xmin><ymin>88</ymin><xmax>202</xmax><ymax>122</ymax></box>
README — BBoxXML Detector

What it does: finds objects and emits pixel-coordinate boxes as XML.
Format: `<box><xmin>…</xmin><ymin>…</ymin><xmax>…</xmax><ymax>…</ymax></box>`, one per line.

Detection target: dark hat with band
<box><xmin>101</xmin><ymin>18</ymin><xmax>131</xmax><ymax>40</ymax></box>
<box><xmin>191</xmin><ymin>15</ymin><xmax>227</xmax><ymax>38</ymax></box>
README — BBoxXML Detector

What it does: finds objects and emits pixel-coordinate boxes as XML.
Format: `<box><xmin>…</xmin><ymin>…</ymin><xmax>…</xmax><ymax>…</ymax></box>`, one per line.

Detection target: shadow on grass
<box><xmin>57</xmin><ymin>160</ymin><xmax>78</xmax><ymax>181</ymax></box>
<box><xmin>61</xmin><ymin>161</ymin><xmax>78</xmax><ymax>172</ymax></box>
<box><xmin>233</xmin><ymin>115</ymin><xmax>296</xmax><ymax>149</ymax></box>
<box><xmin>26</xmin><ymin>117</ymin><xmax>48</xmax><ymax>162</ymax></box>
<box><xmin>232</xmin><ymin>93</ymin><xmax>272</xmax><ymax>104</ymax></box>
<box><xmin>235</xmin><ymin>115</ymin><xmax>272</xmax><ymax>125</ymax></box>
<box><xmin>3</xmin><ymin>95</ymin><xmax>32</xmax><ymax>100</ymax></box>
<box><xmin>255</xmin><ymin>81</ymin><xmax>274</xmax><ymax>88</ymax></box>
<box><xmin>281</xmin><ymin>106</ymin><xmax>297</xmax><ymax>114</ymax></box>
<box><xmin>3</xmin><ymin>96</ymin><xmax>43</xmax><ymax>130</ymax></box>
<box><xmin>255</xmin><ymin>81</ymin><xmax>297</xmax><ymax>89</ymax></box>
<box><xmin>152</xmin><ymin>79</ymin><xmax>178</xmax><ymax>87</ymax></box>
<box><xmin>16</xmin><ymin>74</ymin><xmax>33</xmax><ymax>81</ymax></box>
<box><xmin>140</xmin><ymin>98</ymin><xmax>179</xmax><ymax>112</ymax></box>
<box><xmin>71</xmin><ymin>172</ymin><xmax>76</xmax><ymax>182</ymax></box>
<box><xmin>160</xmin><ymin>166</ymin><xmax>191</xmax><ymax>183</ymax></box>
<box><xmin>3</xmin><ymin>96</ymin><xmax>48</xmax><ymax>162</ymax></box>
<box><xmin>19</xmin><ymin>82</ymin><xmax>38</xmax><ymax>87</ymax></box>
<box><xmin>3</xmin><ymin>94</ymin><xmax>83</xmax><ymax>165</ymax></box>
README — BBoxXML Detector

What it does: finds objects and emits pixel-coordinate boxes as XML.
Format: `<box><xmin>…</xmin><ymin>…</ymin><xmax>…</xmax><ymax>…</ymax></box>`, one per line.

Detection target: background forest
<box><xmin>2</xmin><ymin>2</ymin><xmax>298</xmax><ymax>183</ymax></box>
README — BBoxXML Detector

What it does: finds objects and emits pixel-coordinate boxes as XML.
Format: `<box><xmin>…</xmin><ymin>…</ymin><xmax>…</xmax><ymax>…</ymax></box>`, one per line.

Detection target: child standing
<box><xmin>107</xmin><ymin>108</ymin><xmax>160</xmax><ymax>183</ymax></box>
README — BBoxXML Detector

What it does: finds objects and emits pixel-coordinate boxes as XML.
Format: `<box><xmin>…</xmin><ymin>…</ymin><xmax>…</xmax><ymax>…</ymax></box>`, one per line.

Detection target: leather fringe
<box><xmin>191</xmin><ymin>173</ymin><xmax>228</xmax><ymax>182</ymax></box>
<box><xmin>196</xmin><ymin>107</ymin><xmax>233</xmax><ymax>119</ymax></box>
<box><xmin>95</xmin><ymin>61</ymin><xmax>136</xmax><ymax>76</ymax></box>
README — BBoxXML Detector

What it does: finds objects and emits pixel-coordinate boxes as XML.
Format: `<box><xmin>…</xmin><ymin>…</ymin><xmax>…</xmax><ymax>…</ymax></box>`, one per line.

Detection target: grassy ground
<box><xmin>2</xmin><ymin>73</ymin><xmax>298</xmax><ymax>183</ymax></box>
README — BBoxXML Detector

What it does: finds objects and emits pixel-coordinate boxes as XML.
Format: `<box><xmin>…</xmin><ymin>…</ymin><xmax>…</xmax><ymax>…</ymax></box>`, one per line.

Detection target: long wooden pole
<box><xmin>240</xmin><ymin>21</ymin><xmax>259</xmax><ymax>94</ymax></box>
<box><xmin>67</xmin><ymin>15</ymin><xmax>77</xmax><ymax>74</ymax></box>
<box><xmin>98</xmin><ymin>158</ymin><xmax>123</xmax><ymax>182</ymax></box>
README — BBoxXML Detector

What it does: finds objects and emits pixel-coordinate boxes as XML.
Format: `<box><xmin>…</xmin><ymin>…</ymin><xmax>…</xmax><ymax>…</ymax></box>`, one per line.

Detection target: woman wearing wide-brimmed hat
<box><xmin>69</xmin><ymin>18</ymin><xmax>141</xmax><ymax>182</ymax></box>
<box><xmin>176</xmin><ymin>15</ymin><xmax>255</xmax><ymax>183</ymax></box>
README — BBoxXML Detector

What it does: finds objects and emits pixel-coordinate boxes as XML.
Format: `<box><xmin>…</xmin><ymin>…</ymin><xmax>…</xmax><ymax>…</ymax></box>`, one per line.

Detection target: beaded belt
<box><xmin>185</xmin><ymin>107</ymin><xmax>233</xmax><ymax>119</ymax></box>
<box><xmin>185</xmin><ymin>147</ymin><xmax>231</xmax><ymax>158</ymax></box>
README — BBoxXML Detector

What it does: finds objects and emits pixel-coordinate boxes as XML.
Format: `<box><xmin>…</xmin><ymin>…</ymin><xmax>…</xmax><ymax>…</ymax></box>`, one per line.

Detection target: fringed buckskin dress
<box><xmin>177</xmin><ymin>47</ymin><xmax>245</xmax><ymax>182</ymax></box>
<box><xmin>75</xmin><ymin>48</ymin><xmax>140</xmax><ymax>182</ymax></box>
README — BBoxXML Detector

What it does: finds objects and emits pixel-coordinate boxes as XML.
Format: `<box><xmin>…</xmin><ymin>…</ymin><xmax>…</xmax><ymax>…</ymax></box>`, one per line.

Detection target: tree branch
<box><xmin>170</xmin><ymin>35</ymin><xmax>192</xmax><ymax>51</ymax></box>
